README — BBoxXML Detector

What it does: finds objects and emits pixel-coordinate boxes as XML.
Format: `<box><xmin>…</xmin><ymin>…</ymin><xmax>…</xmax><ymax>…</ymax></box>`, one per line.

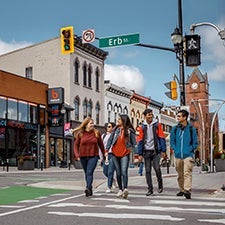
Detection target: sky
<box><xmin>0</xmin><ymin>0</ymin><xmax>225</xmax><ymax>130</ymax></box>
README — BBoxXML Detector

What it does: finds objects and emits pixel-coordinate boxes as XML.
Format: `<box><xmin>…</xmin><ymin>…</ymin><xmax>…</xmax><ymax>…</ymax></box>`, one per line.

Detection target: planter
<box><xmin>18</xmin><ymin>160</ymin><xmax>35</xmax><ymax>170</ymax></box>
<box><xmin>215</xmin><ymin>159</ymin><xmax>225</xmax><ymax>172</ymax></box>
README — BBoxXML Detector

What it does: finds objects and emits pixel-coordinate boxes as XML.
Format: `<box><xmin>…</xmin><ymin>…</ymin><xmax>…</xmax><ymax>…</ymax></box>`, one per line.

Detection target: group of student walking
<box><xmin>73</xmin><ymin>109</ymin><xmax>198</xmax><ymax>200</ymax></box>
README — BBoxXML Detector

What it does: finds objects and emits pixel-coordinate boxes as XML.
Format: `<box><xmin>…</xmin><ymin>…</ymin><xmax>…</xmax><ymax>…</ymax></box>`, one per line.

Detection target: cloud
<box><xmin>199</xmin><ymin>18</ymin><xmax>225</xmax><ymax>81</ymax></box>
<box><xmin>105</xmin><ymin>64</ymin><xmax>145</xmax><ymax>94</ymax></box>
<box><xmin>0</xmin><ymin>39</ymin><xmax>32</xmax><ymax>55</ymax></box>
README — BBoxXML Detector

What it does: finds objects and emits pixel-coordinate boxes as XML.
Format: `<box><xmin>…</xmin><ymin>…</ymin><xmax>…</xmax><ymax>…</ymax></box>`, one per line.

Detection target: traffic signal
<box><xmin>60</xmin><ymin>26</ymin><xmax>74</xmax><ymax>54</ymax></box>
<box><xmin>164</xmin><ymin>80</ymin><xmax>178</xmax><ymax>100</ymax></box>
<box><xmin>185</xmin><ymin>34</ymin><xmax>201</xmax><ymax>67</ymax></box>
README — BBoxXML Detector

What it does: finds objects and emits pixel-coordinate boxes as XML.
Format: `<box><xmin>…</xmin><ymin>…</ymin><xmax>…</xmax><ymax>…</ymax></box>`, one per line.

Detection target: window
<box><xmin>123</xmin><ymin>106</ymin><xmax>128</xmax><ymax>115</ymax></box>
<box><xmin>25</xmin><ymin>67</ymin><xmax>33</xmax><ymax>79</ymax></box>
<box><xmin>83</xmin><ymin>98</ymin><xmax>88</xmax><ymax>119</ymax></box>
<box><xmin>88</xmin><ymin>64</ymin><xmax>92</xmax><ymax>88</ymax></box>
<box><xmin>87</xmin><ymin>100</ymin><xmax>93</xmax><ymax>117</ymax></box>
<box><xmin>0</xmin><ymin>96</ymin><xmax>6</xmax><ymax>118</ymax></box>
<box><xmin>18</xmin><ymin>101</ymin><xmax>28</xmax><ymax>122</ymax></box>
<box><xmin>8</xmin><ymin>98</ymin><xmax>18</xmax><ymax>120</ymax></box>
<box><xmin>95</xmin><ymin>102</ymin><xmax>100</xmax><ymax>125</ymax></box>
<box><xmin>74</xmin><ymin>58</ymin><xmax>79</xmax><ymax>83</ymax></box>
<box><xmin>95</xmin><ymin>67</ymin><xmax>100</xmax><ymax>91</ymax></box>
<box><xmin>107</xmin><ymin>101</ymin><xmax>113</xmax><ymax>122</ymax></box>
<box><xmin>74</xmin><ymin>96</ymin><xmax>80</xmax><ymax>121</ymax></box>
<box><xmin>83</xmin><ymin>62</ymin><xmax>87</xmax><ymax>86</ymax></box>
<box><xmin>29</xmin><ymin>103</ymin><xmax>38</xmax><ymax>124</ymax></box>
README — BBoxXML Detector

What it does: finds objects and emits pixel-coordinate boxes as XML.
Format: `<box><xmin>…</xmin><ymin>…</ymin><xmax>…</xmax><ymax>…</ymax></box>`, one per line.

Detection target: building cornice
<box><xmin>75</xmin><ymin>36</ymin><xmax>108</xmax><ymax>61</ymax></box>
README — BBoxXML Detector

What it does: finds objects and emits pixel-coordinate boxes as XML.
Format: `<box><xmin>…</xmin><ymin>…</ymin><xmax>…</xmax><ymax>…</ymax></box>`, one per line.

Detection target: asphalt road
<box><xmin>1</xmin><ymin>166</ymin><xmax>225</xmax><ymax>225</ymax></box>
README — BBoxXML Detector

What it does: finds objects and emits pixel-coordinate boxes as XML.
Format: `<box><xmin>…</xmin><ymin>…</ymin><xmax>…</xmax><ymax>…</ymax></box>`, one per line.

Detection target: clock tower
<box><xmin>185</xmin><ymin>67</ymin><xmax>210</xmax><ymax>164</ymax></box>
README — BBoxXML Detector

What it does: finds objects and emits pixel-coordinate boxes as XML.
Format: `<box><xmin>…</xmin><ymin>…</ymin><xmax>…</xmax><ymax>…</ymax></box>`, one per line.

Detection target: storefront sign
<box><xmin>48</xmin><ymin>87</ymin><xmax>64</xmax><ymax>105</ymax></box>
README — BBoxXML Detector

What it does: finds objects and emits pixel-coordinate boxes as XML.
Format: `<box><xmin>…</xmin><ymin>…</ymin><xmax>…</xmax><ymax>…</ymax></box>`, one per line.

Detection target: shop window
<box><xmin>18</xmin><ymin>101</ymin><xmax>28</xmax><ymax>122</ymax></box>
<box><xmin>0</xmin><ymin>96</ymin><xmax>6</xmax><ymax>118</ymax></box>
<box><xmin>8</xmin><ymin>98</ymin><xmax>18</xmax><ymax>120</ymax></box>
<box><xmin>29</xmin><ymin>103</ymin><xmax>38</xmax><ymax>124</ymax></box>
<box><xmin>39</xmin><ymin>106</ymin><xmax>46</xmax><ymax>125</ymax></box>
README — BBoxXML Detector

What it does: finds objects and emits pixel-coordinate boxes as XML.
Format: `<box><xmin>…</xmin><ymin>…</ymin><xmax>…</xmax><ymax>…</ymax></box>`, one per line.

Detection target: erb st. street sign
<box><xmin>99</xmin><ymin>33</ymin><xmax>140</xmax><ymax>48</ymax></box>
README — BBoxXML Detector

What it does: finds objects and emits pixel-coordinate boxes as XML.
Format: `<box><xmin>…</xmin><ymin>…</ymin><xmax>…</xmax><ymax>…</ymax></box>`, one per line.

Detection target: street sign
<box><xmin>82</xmin><ymin>29</ymin><xmax>95</xmax><ymax>44</ymax></box>
<box><xmin>99</xmin><ymin>33</ymin><xmax>140</xmax><ymax>48</ymax></box>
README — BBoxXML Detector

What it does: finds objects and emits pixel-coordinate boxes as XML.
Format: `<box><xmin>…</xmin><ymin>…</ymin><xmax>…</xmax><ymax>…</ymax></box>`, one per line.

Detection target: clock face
<box><xmin>191</xmin><ymin>82</ymin><xmax>198</xmax><ymax>90</ymax></box>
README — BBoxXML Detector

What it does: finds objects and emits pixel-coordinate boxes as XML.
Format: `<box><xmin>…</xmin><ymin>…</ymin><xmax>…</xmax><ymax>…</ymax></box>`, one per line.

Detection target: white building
<box><xmin>0</xmin><ymin>36</ymin><xmax>108</xmax><ymax>126</ymax></box>
<box><xmin>104</xmin><ymin>80</ymin><xmax>132</xmax><ymax>124</ymax></box>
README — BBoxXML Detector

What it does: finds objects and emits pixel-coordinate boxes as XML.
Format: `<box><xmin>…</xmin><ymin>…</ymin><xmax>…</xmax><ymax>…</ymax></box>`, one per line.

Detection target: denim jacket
<box><xmin>105</xmin><ymin>126</ymin><xmax>137</xmax><ymax>152</ymax></box>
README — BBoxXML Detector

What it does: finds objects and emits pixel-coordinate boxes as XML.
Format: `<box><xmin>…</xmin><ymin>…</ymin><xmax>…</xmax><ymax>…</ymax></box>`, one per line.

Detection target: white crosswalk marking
<box><xmin>46</xmin><ymin>192</ymin><xmax>225</xmax><ymax>223</ymax></box>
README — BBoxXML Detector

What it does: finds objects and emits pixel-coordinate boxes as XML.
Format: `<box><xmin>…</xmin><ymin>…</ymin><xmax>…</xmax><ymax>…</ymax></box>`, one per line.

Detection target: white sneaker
<box><xmin>116</xmin><ymin>189</ymin><xmax>123</xmax><ymax>197</ymax></box>
<box><xmin>122</xmin><ymin>188</ymin><xmax>129</xmax><ymax>199</ymax></box>
<box><xmin>105</xmin><ymin>188</ymin><xmax>112</xmax><ymax>193</ymax></box>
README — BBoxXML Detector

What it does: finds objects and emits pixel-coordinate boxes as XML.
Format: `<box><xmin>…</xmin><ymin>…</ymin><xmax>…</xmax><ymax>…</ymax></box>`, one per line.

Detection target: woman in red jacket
<box><xmin>73</xmin><ymin>117</ymin><xmax>105</xmax><ymax>197</ymax></box>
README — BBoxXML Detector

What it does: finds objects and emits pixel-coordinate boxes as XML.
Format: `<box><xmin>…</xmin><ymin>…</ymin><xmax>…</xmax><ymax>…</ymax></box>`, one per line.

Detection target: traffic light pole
<box><xmin>177</xmin><ymin>0</ymin><xmax>185</xmax><ymax>106</ymax></box>
<box><xmin>136</xmin><ymin>0</ymin><xmax>185</xmax><ymax>106</ymax></box>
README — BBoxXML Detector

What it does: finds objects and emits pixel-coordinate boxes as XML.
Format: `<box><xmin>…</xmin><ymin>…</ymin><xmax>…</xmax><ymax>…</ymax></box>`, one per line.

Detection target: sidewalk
<box><xmin>1</xmin><ymin>166</ymin><xmax>225</xmax><ymax>198</ymax></box>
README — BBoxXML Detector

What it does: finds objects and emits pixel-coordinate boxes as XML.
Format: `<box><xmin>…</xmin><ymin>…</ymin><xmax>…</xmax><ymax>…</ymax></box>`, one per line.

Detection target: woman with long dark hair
<box><xmin>73</xmin><ymin>117</ymin><xmax>105</xmax><ymax>197</ymax></box>
<box><xmin>105</xmin><ymin>114</ymin><xmax>136</xmax><ymax>199</ymax></box>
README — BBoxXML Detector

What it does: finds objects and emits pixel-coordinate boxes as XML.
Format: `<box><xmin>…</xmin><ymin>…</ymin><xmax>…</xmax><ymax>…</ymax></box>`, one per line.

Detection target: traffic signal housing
<box><xmin>185</xmin><ymin>34</ymin><xmax>201</xmax><ymax>67</ymax></box>
<box><xmin>164</xmin><ymin>80</ymin><xmax>178</xmax><ymax>100</ymax></box>
<box><xmin>60</xmin><ymin>26</ymin><xmax>74</xmax><ymax>54</ymax></box>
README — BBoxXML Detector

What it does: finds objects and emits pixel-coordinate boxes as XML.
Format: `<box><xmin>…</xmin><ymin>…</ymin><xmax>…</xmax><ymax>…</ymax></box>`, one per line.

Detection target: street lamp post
<box><xmin>171</xmin><ymin>0</ymin><xmax>185</xmax><ymax>106</ymax></box>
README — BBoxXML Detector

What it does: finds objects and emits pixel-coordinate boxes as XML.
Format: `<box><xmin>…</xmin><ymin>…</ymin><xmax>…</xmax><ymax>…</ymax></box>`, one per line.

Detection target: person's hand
<box><xmin>162</xmin><ymin>152</ymin><xmax>167</xmax><ymax>159</ymax></box>
<box><xmin>138</xmin><ymin>155</ymin><xmax>143</xmax><ymax>162</ymax></box>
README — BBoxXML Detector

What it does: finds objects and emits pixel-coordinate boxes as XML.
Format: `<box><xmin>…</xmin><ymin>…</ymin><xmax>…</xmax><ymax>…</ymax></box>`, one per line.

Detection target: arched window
<box><xmin>74</xmin><ymin>96</ymin><xmax>80</xmax><ymax>121</ymax></box>
<box><xmin>123</xmin><ymin>106</ymin><xmax>128</xmax><ymax>115</ymax></box>
<box><xmin>107</xmin><ymin>101</ymin><xmax>113</xmax><ymax>122</ymax></box>
<box><xmin>74</xmin><ymin>58</ymin><xmax>80</xmax><ymax>83</ymax></box>
<box><xmin>95</xmin><ymin>101</ymin><xmax>100</xmax><ymax>125</ymax></box>
<box><xmin>95</xmin><ymin>67</ymin><xmax>100</xmax><ymax>91</ymax></box>
<box><xmin>114</xmin><ymin>103</ymin><xmax>119</xmax><ymax>123</ymax></box>
<box><xmin>87</xmin><ymin>99</ymin><xmax>93</xmax><ymax>117</ymax></box>
<box><xmin>88</xmin><ymin>64</ymin><xmax>92</xmax><ymax>88</ymax></box>
<box><xmin>83</xmin><ymin>98</ymin><xmax>88</xmax><ymax>119</ymax></box>
<box><xmin>83</xmin><ymin>62</ymin><xmax>87</xmax><ymax>86</ymax></box>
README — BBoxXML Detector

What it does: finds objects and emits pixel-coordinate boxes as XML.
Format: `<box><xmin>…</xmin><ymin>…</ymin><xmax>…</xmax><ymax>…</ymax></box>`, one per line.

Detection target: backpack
<box><xmin>174</xmin><ymin>124</ymin><xmax>193</xmax><ymax>146</ymax></box>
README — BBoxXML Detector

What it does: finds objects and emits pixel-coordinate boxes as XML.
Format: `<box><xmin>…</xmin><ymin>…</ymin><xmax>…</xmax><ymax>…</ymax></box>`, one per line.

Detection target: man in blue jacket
<box><xmin>170</xmin><ymin>109</ymin><xmax>198</xmax><ymax>199</ymax></box>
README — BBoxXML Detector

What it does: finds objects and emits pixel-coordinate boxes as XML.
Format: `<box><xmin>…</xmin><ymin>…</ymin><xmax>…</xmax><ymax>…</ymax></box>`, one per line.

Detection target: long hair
<box><xmin>119</xmin><ymin>114</ymin><xmax>135</xmax><ymax>139</ymax></box>
<box><xmin>73</xmin><ymin>117</ymin><xmax>99</xmax><ymax>138</ymax></box>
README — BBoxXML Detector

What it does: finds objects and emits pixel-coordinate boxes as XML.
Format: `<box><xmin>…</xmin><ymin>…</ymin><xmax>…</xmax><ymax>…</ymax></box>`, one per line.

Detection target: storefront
<box><xmin>0</xmin><ymin>70</ymin><xmax>49</xmax><ymax>169</ymax></box>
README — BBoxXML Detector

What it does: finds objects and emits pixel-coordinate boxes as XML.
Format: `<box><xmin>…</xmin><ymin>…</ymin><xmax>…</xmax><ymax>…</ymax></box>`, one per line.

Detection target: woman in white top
<box><xmin>102</xmin><ymin>122</ymin><xmax>116</xmax><ymax>192</ymax></box>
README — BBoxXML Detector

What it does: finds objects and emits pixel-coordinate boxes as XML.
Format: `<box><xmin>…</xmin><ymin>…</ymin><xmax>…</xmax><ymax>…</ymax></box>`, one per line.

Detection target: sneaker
<box><xmin>122</xmin><ymin>189</ymin><xmax>129</xmax><ymax>199</ymax></box>
<box><xmin>184</xmin><ymin>191</ymin><xmax>191</xmax><ymax>199</ymax></box>
<box><xmin>158</xmin><ymin>187</ymin><xmax>163</xmax><ymax>193</ymax></box>
<box><xmin>116</xmin><ymin>189</ymin><xmax>123</xmax><ymax>198</ymax></box>
<box><xmin>176</xmin><ymin>191</ymin><xmax>184</xmax><ymax>196</ymax></box>
<box><xmin>105</xmin><ymin>188</ymin><xmax>112</xmax><ymax>193</ymax></box>
<box><xmin>84</xmin><ymin>188</ymin><xmax>92</xmax><ymax>197</ymax></box>
<box><xmin>146</xmin><ymin>189</ymin><xmax>153</xmax><ymax>196</ymax></box>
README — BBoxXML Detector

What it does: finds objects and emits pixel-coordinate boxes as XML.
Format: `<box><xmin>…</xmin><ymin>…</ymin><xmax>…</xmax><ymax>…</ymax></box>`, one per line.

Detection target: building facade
<box><xmin>0</xmin><ymin>70</ymin><xmax>49</xmax><ymax>168</ymax></box>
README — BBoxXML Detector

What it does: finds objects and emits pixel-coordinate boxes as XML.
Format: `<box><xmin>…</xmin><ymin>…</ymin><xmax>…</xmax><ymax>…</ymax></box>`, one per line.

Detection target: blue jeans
<box><xmin>138</xmin><ymin>161</ymin><xmax>144</xmax><ymax>175</ymax></box>
<box><xmin>112</xmin><ymin>154</ymin><xmax>130</xmax><ymax>190</ymax></box>
<box><xmin>103</xmin><ymin>153</ymin><xmax>115</xmax><ymax>188</ymax></box>
<box><xmin>80</xmin><ymin>156</ymin><xmax>99</xmax><ymax>190</ymax></box>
